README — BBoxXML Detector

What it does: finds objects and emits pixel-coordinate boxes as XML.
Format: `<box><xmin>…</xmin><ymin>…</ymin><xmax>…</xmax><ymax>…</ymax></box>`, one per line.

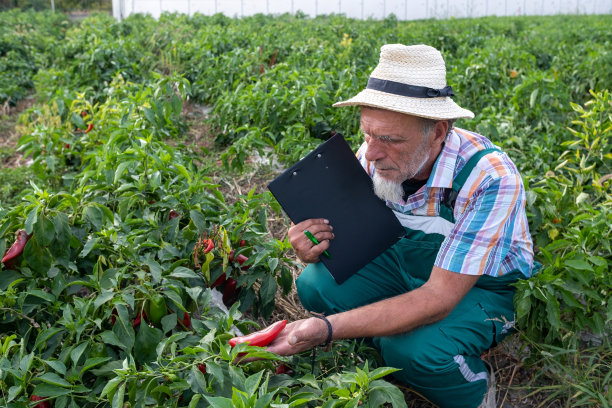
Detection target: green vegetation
<box><xmin>0</xmin><ymin>9</ymin><xmax>610</xmax><ymax>407</ymax></box>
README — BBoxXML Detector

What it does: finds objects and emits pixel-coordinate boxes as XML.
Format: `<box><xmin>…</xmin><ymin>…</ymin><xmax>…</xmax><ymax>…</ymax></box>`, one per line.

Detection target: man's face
<box><xmin>361</xmin><ymin>107</ymin><xmax>436</xmax><ymax>188</ymax></box>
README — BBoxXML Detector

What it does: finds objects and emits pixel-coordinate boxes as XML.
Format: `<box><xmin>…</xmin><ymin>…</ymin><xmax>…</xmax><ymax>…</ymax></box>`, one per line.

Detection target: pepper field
<box><xmin>0</xmin><ymin>9</ymin><xmax>610</xmax><ymax>408</ymax></box>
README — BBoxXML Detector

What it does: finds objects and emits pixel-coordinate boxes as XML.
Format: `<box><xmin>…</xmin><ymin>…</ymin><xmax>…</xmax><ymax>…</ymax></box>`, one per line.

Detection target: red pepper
<box><xmin>222</xmin><ymin>278</ymin><xmax>238</xmax><ymax>305</ymax></box>
<box><xmin>80</xmin><ymin>110</ymin><xmax>88</xmax><ymax>117</ymax></box>
<box><xmin>30</xmin><ymin>395</ymin><xmax>51</xmax><ymax>408</ymax></box>
<box><xmin>239</xmin><ymin>240</ymin><xmax>246</xmax><ymax>247</ymax></box>
<box><xmin>210</xmin><ymin>274</ymin><xmax>227</xmax><ymax>288</ymax></box>
<box><xmin>197</xmin><ymin>364</ymin><xmax>206</xmax><ymax>374</ymax></box>
<box><xmin>275</xmin><ymin>364</ymin><xmax>294</xmax><ymax>375</ymax></box>
<box><xmin>2</xmin><ymin>229</ymin><xmax>31</xmax><ymax>266</ymax></box>
<box><xmin>65</xmin><ymin>143</ymin><xmax>70</xmax><ymax>149</ymax></box>
<box><xmin>229</xmin><ymin>320</ymin><xmax>287</xmax><ymax>348</ymax></box>
<box><xmin>228</xmin><ymin>250</ymin><xmax>249</xmax><ymax>270</ymax></box>
<box><xmin>181</xmin><ymin>311</ymin><xmax>191</xmax><ymax>329</ymax></box>
<box><xmin>84</xmin><ymin>123</ymin><xmax>93</xmax><ymax>133</ymax></box>
<box><xmin>110</xmin><ymin>309</ymin><xmax>117</xmax><ymax>326</ymax></box>
<box><xmin>169</xmin><ymin>210</ymin><xmax>180</xmax><ymax>220</ymax></box>
<box><xmin>203</xmin><ymin>239</ymin><xmax>214</xmax><ymax>254</ymax></box>
<box><xmin>133</xmin><ymin>310</ymin><xmax>147</xmax><ymax>328</ymax></box>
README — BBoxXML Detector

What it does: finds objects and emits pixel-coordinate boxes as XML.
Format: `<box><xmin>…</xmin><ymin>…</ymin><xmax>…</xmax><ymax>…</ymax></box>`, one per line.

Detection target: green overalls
<box><xmin>296</xmin><ymin>149</ymin><xmax>526</xmax><ymax>408</ymax></box>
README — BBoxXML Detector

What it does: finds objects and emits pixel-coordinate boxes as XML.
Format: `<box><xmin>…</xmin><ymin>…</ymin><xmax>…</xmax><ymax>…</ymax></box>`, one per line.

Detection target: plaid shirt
<box><xmin>356</xmin><ymin>127</ymin><xmax>535</xmax><ymax>278</ymax></box>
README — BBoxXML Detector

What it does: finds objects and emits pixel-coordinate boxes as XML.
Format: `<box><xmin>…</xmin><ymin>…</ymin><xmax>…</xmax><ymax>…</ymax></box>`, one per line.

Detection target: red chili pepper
<box><xmin>84</xmin><ymin>123</ymin><xmax>93</xmax><ymax>133</ymax></box>
<box><xmin>30</xmin><ymin>395</ymin><xmax>51</xmax><ymax>408</ymax></box>
<box><xmin>222</xmin><ymin>278</ymin><xmax>238</xmax><ymax>305</ymax></box>
<box><xmin>228</xmin><ymin>250</ymin><xmax>249</xmax><ymax>270</ymax></box>
<box><xmin>110</xmin><ymin>309</ymin><xmax>117</xmax><ymax>326</ymax></box>
<box><xmin>203</xmin><ymin>239</ymin><xmax>214</xmax><ymax>254</ymax></box>
<box><xmin>210</xmin><ymin>274</ymin><xmax>227</xmax><ymax>288</ymax></box>
<box><xmin>229</xmin><ymin>320</ymin><xmax>287</xmax><ymax>348</ymax></box>
<box><xmin>275</xmin><ymin>364</ymin><xmax>294</xmax><ymax>375</ymax></box>
<box><xmin>133</xmin><ymin>310</ymin><xmax>147</xmax><ymax>328</ymax></box>
<box><xmin>80</xmin><ymin>110</ymin><xmax>88</xmax><ymax>117</ymax></box>
<box><xmin>181</xmin><ymin>311</ymin><xmax>191</xmax><ymax>329</ymax></box>
<box><xmin>169</xmin><ymin>210</ymin><xmax>180</xmax><ymax>220</ymax></box>
<box><xmin>239</xmin><ymin>240</ymin><xmax>246</xmax><ymax>247</ymax></box>
<box><xmin>197</xmin><ymin>364</ymin><xmax>206</xmax><ymax>374</ymax></box>
<box><xmin>65</xmin><ymin>143</ymin><xmax>71</xmax><ymax>149</ymax></box>
<box><xmin>2</xmin><ymin>229</ymin><xmax>31</xmax><ymax>265</ymax></box>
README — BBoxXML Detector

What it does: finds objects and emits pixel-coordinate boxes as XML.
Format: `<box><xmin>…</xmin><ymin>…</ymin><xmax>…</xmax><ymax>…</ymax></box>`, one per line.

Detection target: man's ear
<box><xmin>433</xmin><ymin>120</ymin><xmax>449</xmax><ymax>145</ymax></box>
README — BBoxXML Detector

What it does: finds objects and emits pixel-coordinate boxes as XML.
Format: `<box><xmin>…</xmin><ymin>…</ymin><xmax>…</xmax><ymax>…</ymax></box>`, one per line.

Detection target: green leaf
<box><xmin>71</xmin><ymin>112</ymin><xmax>85</xmax><ymax>129</ymax></box>
<box><xmin>94</xmin><ymin>290</ymin><xmax>116</xmax><ymax>310</ymax></box>
<box><xmin>45</xmin><ymin>360</ymin><xmax>67</xmax><ymax>376</ymax></box>
<box><xmin>144</xmin><ymin>258</ymin><xmax>162</xmax><ymax>284</ymax></box>
<box><xmin>112</xmin><ymin>304</ymin><xmax>135</xmax><ymax>351</ymax></box>
<box><xmin>144</xmin><ymin>107</ymin><xmax>156</xmax><ymax>125</ymax></box>
<box><xmin>161</xmin><ymin>313</ymin><xmax>177</xmax><ymax>334</ymax></box>
<box><xmin>170</xmin><ymin>266</ymin><xmax>200</xmax><ymax>279</ymax></box>
<box><xmin>28</xmin><ymin>289</ymin><xmax>56</xmax><ymax>303</ymax></box>
<box><xmin>25</xmin><ymin>205</ymin><xmax>39</xmax><ymax>234</ymax></box>
<box><xmin>112</xmin><ymin>381</ymin><xmax>126</xmax><ymax>408</ymax></box>
<box><xmin>34</xmin><ymin>213</ymin><xmax>55</xmax><ymax>247</ymax></box>
<box><xmin>114</xmin><ymin>161</ymin><xmax>133</xmax><ymax>184</ymax></box>
<box><xmin>186</xmin><ymin>286</ymin><xmax>202</xmax><ymax>303</ymax></box>
<box><xmin>565</xmin><ymin>259</ymin><xmax>593</xmax><ymax>271</ymax></box>
<box><xmin>244</xmin><ymin>370</ymin><xmax>264</xmax><ymax>398</ymax></box>
<box><xmin>70</xmin><ymin>342</ymin><xmax>88</xmax><ymax>366</ymax></box>
<box><xmin>163</xmin><ymin>289</ymin><xmax>186</xmax><ymax>312</ymax></box>
<box><xmin>171</xmin><ymin>94</ymin><xmax>182</xmax><ymax>116</ymax></box>
<box><xmin>80</xmin><ymin>357</ymin><xmax>112</xmax><ymax>376</ymax></box>
<box><xmin>80</xmin><ymin>237</ymin><xmax>100</xmax><ymax>257</ymax></box>
<box><xmin>368</xmin><ymin>380</ymin><xmax>408</xmax><ymax>408</ymax></box>
<box><xmin>134</xmin><ymin>323</ymin><xmax>163</xmax><ymax>364</ymax></box>
<box><xmin>32</xmin><ymin>383</ymin><xmax>72</xmax><ymax>397</ymax></box>
<box><xmin>52</xmin><ymin>213</ymin><xmax>71</xmax><ymax>244</ymax></box>
<box><xmin>84</xmin><ymin>204</ymin><xmax>106</xmax><ymax>230</ymax></box>
<box><xmin>7</xmin><ymin>385</ymin><xmax>22</xmax><ymax>402</ymax></box>
<box><xmin>188</xmin><ymin>394</ymin><xmax>202</xmax><ymax>408</ymax></box>
<box><xmin>368</xmin><ymin>366</ymin><xmax>401</xmax><ymax>381</ymax></box>
<box><xmin>99</xmin><ymin>331</ymin><xmax>125</xmax><ymax>349</ymax></box>
<box><xmin>100</xmin><ymin>376</ymin><xmax>122</xmax><ymax>399</ymax></box>
<box><xmin>174</xmin><ymin>164</ymin><xmax>192</xmax><ymax>183</ymax></box>
<box><xmin>203</xmin><ymin>396</ymin><xmax>235</xmax><ymax>408</ymax></box>
<box><xmin>35</xmin><ymin>328</ymin><xmax>64</xmax><ymax>351</ymax></box>
<box><xmin>190</xmin><ymin>210</ymin><xmax>207</xmax><ymax>234</ymax></box>
<box><xmin>23</xmin><ymin>236</ymin><xmax>52</xmax><ymax>274</ymax></box>
<box><xmin>39</xmin><ymin>372</ymin><xmax>73</xmax><ymax>387</ymax></box>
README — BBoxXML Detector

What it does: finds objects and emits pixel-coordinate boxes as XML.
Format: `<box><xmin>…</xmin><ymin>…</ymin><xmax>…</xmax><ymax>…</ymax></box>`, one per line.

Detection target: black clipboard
<box><xmin>267</xmin><ymin>133</ymin><xmax>405</xmax><ymax>284</ymax></box>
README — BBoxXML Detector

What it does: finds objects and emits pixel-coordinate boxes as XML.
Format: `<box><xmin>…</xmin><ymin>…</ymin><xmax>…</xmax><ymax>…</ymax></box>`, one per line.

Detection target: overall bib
<box><xmin>296</xmin><ymin>149</ymin><xmax>524</xmax><ymax>408</ymax></box>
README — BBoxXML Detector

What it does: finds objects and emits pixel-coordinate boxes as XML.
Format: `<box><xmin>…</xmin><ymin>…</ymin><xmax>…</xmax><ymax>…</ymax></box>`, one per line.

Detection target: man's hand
<box><xmin>265</xmin><ymin>317</ymin><xmax>329</xmax><ymax>356</ymax></box>
<box><xmin>288</xmin><ymin>219</ymin><xmax>334</xmax><ymax>263</ymax></box>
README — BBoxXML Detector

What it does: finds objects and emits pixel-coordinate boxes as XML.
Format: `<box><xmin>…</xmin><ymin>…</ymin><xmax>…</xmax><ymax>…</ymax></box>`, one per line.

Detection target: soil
<box><xmin>0</xmin><ymin>98</ymin><xmax>34</xmax><ymax>168</ymax></box>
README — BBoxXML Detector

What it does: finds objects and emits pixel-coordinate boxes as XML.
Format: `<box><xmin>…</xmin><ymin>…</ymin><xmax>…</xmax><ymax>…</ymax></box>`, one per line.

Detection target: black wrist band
<box><xmin>311</xmin><ymin>313</ymin><xmax>333</xmax><ymax>346</ymax></box>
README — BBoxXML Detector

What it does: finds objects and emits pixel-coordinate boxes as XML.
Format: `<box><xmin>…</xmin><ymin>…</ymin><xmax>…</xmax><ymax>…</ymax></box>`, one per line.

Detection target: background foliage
<box><xmin>0</xmin><ymin>9</ymin><xmax>610</xmax><ymax>407</ymax></box>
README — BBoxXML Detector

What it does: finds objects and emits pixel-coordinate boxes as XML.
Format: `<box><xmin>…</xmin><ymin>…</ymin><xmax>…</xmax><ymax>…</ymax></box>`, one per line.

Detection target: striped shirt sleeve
<box><xmin>434</xmin><ymin>172</ymin><xmax>525</xmax><ymax>276</ymax></box>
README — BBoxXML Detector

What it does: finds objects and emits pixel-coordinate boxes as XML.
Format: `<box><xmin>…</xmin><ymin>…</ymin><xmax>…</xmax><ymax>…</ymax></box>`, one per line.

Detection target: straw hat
<box><xmin>333</xmin><ymin>44</ymin><xmax>474</xmax><ymax>120</ymax></box>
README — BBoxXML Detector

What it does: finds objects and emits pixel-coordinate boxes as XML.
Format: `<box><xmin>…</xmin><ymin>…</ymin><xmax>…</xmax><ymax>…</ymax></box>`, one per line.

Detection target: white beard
<box><xmin>372</xmin><ymin>173</ymin><xmax>404</xmax><ymax>203</ymax></box>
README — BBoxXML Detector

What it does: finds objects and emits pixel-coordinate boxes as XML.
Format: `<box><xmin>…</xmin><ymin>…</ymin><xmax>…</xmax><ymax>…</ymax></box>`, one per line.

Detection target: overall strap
<box><xmin>443</xmin><ymin>148</ymin><xmax>502</xmax><ymax>211</ymax></box>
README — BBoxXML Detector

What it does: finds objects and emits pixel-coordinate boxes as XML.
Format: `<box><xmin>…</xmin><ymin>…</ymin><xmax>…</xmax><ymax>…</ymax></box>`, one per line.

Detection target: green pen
<box><xmin>303</xmin><ymin>230</ymin><xmax>331</xmax><ymax>258</ymax></box>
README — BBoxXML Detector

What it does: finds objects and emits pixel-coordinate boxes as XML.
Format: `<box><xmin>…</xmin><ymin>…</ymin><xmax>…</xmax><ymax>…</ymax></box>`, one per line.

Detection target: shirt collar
<box><xmin>426</xmin><ymin>129</ymin><xmax>461</xmax><ymax>189</ymax></box>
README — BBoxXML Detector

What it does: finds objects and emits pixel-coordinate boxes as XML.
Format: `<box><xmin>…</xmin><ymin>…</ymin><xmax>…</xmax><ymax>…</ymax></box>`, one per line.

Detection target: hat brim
<box><xmin>333</xmin><ymin>88</ymin><xmax>474</xmax><ymax>120</ymax></box>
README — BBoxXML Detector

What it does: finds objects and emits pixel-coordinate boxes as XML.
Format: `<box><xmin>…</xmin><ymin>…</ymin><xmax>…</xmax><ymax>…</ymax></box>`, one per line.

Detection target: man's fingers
<box><xmin>288</xmin><ymin>218</ymin><xmax>334</xmax><ymax>263</ymax></box>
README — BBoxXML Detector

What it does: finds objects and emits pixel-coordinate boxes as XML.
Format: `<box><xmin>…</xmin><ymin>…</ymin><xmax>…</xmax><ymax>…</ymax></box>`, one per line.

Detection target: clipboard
<box><xmin>267</xmin><ymin>133</ymin><xmax>405</xmax><ymax>284</ymax></box>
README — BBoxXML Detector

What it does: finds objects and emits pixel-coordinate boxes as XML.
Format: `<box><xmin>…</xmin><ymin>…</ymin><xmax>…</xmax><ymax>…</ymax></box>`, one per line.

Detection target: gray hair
<box><xmin>420</xmin><ymin>118</ymin><xmax>456</xmax><ymax>138</ymax></box>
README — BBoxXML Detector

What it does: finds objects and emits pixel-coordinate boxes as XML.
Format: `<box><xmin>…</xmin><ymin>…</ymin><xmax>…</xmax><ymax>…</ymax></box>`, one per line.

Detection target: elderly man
<box><xmin>267</xmin><ymin>44</ymin><xmax>537</xmax><ymax>408</ymax></box>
